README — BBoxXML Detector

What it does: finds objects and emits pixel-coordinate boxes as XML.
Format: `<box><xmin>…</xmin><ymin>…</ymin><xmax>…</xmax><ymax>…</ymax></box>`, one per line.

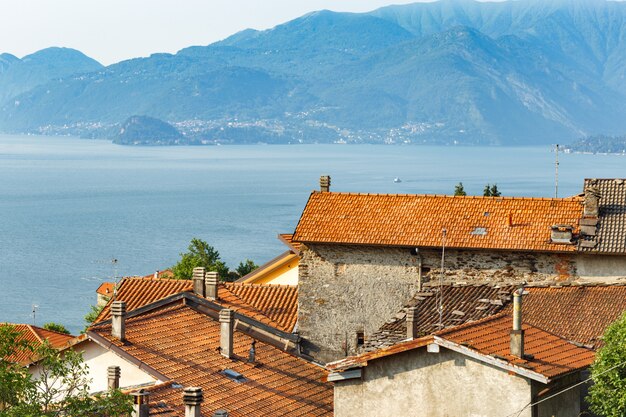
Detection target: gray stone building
<box><xmin>292</xmin><ymin>177</ymin><xmax>626</xmax><ymax>362</ymax></box>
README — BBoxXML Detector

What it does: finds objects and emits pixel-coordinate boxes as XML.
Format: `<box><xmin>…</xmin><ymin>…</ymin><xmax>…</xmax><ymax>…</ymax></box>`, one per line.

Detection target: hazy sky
<box><xmin>0</xmin><ymin>0</ymin><xmax>432</xmax><ymax>65</ymax></box>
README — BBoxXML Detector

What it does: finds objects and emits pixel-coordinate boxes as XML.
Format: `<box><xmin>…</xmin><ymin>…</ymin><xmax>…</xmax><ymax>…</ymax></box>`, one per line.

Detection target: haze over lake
<box><xmin>1</xmin><ymin>134</ymin><xmax>625</xmax><ymax>333</ymax></box>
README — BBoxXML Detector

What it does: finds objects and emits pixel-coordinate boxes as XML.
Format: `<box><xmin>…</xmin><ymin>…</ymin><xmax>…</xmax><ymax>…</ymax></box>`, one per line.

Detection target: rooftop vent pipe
<box><xmin>510</xmin><ymin>288</ymin><xmax>524</xmax><ymax>358</ymax></box>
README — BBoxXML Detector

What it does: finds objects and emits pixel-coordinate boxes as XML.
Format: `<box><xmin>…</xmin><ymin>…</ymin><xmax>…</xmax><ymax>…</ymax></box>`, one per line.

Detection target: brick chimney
<box><xmin>131</xmin><ymin>390</ymin><xmax>150</xmax><ymax>417</ymax></box>
<box><xmin>406</xmin><ymin>306</ymin><xmax>418</xmax><ymax>339</ymax></box>
<box><xmin>510</xmin><ymin>288</ymin><xmax>524</xmax><ymax>358</ymax></box>
<box><xmin>192</xmin><ymin>267</ymin><xmax>206</xmax><ymax>297</ymax></box>
<box><xmin>584</xmin><ymin>186</ymin><xmax>601</xmax><ymax>217</ymax></box>
<box><xmin>219</xmin><ymin>309</ymin><xmax>235</xmax><ymax>359</ymax></box>
<box><xmin>205</xmin><ymin>271</ymin><xmax>219</xmax><ymax>300</ymax></box>
<box><xmin>111</xmin><ymin>301</ymin><xmax>126</xmax><ymax>342</ymax></box>
<box><xmin>107</xmin><ymin>365</ymin><xmax>121</xmax><ymax>390</ymax></box>
<box><xmin>320</xmin><ymin>175</ymin><xmax>331</xmax><ymax>192</ymax></box>
<box><xmin>183</xmin><ymin>387</ymin><xmax>203</xmax><ymax>417</ymax></box>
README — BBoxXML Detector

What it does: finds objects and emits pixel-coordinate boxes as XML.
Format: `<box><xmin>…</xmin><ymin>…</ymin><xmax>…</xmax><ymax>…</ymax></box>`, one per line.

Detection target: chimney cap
<box><xmin>219</xmin><ymin>308</ymin><xmax>235</xmax><ymax>322</ymax></box>
<box><xmin>214</xmin><ymin>410</ymin><xmax>229</xmax><ymax>417</ymax></box>
<box><xmin>111</xmin><ymin>300</ymin><xmax>126</xmax><ymax>316</ymax></box>
<box><xmin>320</xmin><ymin>175</ymin><xmax>331</xmax><ymax>192</ymax></box>
<box><xmin>183</xmin><ymin>386</ymin><xmax>204</xmax><ymax>405</ymax></box>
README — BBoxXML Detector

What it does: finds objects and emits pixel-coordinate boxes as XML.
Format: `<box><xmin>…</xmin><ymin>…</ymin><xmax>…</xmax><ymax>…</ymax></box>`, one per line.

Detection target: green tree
<box><xmin>483</xmin><ymin>184</ymin><xmax>492</xmax><ymax>196</ymax></box>
<box><xmin>588</xmin><ymin>312</ymin><xmax>626</xmax><ymax>416</ymax></box>
<box><xmin>490</xmin><ymin>184</ymin><xmax>501</xmax><ymax>197</ymax></box>
<box><xmin>172</xmin><ymin>238</ymin><xmax>229</xmax><ymax>280</ymax></box>
<box><xmin>83</xmin><ymin>304</ymin><xmax>104</xmax><ymax>332</ymax></box>
<box><xmin>236</xmin><ymin>259</ymin><xmax>259</xmax><ymax>278</ymax></box>
<box><xmin>42</xmin><ymin>322</ymin><xmax>70</xmax><ymax>335</ymax></box>
<box><xmin>0</xmin><ymin>324</ymin><xmax>133</xmax><ymax>416</ymax></box>
<box><xmin>454</xmin><ymin>182</ymin><xmax>467</xmax><ymax>196</ymax></box>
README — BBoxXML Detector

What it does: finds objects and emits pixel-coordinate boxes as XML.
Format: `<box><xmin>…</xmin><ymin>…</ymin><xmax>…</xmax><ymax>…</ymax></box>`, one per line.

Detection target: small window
<box><xmin>356</xmin><ymin>331</ymin><xmax>365</xmax><ymax>348</ymax></box>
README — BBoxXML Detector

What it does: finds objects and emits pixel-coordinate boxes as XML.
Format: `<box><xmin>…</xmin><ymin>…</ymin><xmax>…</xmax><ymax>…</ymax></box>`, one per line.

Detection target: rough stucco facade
<box><xmin>298</xmin><ymin>243</ymin><xmax>626</xmax><ymax>362</ymax></box>
<box><xmin>333</xmin><ymin>347</ymin><xmax>582</xmax><ymax>417</ymax></box>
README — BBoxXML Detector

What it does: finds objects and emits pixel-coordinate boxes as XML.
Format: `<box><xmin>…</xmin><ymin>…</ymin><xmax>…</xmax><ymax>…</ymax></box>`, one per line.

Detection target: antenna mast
<box><xmin>555</xmin><ymin>144</ymin><xmax>559</xmax><ymax>198</ymax></box>
<box><xmin>438</xmin><ymin>228</ymin><xmax>447</xmax><ymax>329</ymax></box>
<box><xmin>32</xmin><ymin>304</ymin><xmax>39</xmax><ymax>326</ymax></box>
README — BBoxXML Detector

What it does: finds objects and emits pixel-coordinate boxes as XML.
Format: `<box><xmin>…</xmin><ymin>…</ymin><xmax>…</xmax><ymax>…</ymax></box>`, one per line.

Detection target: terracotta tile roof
<box><xmin>90</xmin><ymin>300</ymin><xmax>332</xmax><ymax>417</ymax></box>
<box><xmin>223</xmin><ymin>283</ymin><xmax>298</xmax><ymax>332</ymax></box>
<box><xmin>1</xmin><ymin>323</ymin><xmax>74</xmax><ymax>365</ymax></box>
<box><xmin>509</xmin><ymin>285</ymin><xmax>626</xmax><ymax>348</ymax></box>
<box><xmin>293</xmin><ymin>192</ymin><xmax>583</xmax><ymax>252</ymax></box>
<box><xmin>96</xmin><ymin>282</ymin><xmax>115</xmax><ymax>297</ymax></box>
<box><xmin>436</xmin><ymin>313</ymin><xmax>596</xmax><ymax>380</ymax></box>
<box><xmin>278</xmin><ymin>233</ymin><xmax>302</xmax><ymax>254</ymax></box>
<box><xmin>94</xmin><ymin>277</ymin><xmax>298</xmax><ymax>333</ymax></box>
<box><xmin>331</xmin><ymin>314</ymin><xmax>595</xmax><ymax>381</ymax></box>
<box><xmin>94</xmin><ymin>278</ymin><xmax>193</xmax><ymax>322</ymax></box>
<box><xmin>364</xmin><ymin>284</ymin><xmax>516</xmax><ymax>351</ymax></box>
<box><xmin>579</xmin><ymin>178</ymin><xmax>626</xmax><ymax>253</ymax></box>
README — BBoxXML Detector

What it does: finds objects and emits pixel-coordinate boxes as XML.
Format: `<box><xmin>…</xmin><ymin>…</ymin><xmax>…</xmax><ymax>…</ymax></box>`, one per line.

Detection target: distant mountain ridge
<box><xmin>2</xmin><ymin>0</ymin><xmax>626</xmax><ymax>145</ymax></box>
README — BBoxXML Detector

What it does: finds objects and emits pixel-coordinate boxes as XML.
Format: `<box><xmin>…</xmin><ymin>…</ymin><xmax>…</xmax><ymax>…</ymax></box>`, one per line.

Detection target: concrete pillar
<box><xmin>406</xmin><ymin>306</ymin><xmax>418</xmax><ymax>339</ymax></box>
<box><xmin>183</xmin><ymin>387</ymin><xmax>203</xmax><ymax>417</ymax></box>
<box><xmin>111</xmin><ymin>301</ymin><xmax>126</xmax><ymax>342</ymax></box>
<box><xmin>192</xmin><ymin>267</ymin><xmax>206</xmax><ymax>298</ymax></box>
<box><xmin>107</xmin><ymin>365</ymin><xmax>121</xmax><ymax>390</ymax></box>
<box><xmin>219</xmin><ymin>309</ymin><xmax>235</xmax><ymax>359</ymax></box>
<box><xmin>205</xmin><ymin>271</ymin><xmax>219</xmax><ymax>300</ymax></box>
<box><xmin>320</xmin><ymin>175</ymin><xmax>331</xmax><ymax>192</ymax></box>
<box><xmin>131</xmin><ymin>390</ymin><xmax>149</xmax><ymax>417</ymax></box>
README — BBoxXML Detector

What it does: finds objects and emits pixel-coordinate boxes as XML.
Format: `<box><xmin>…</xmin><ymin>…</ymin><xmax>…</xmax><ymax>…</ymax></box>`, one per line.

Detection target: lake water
<box><xmin>1</xmin><ymin>134</ymin><xmax>625</xmax><ymax>333</ymax></box>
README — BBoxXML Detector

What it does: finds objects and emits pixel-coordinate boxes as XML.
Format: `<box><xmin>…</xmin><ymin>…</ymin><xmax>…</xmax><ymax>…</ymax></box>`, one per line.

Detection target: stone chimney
<box><xmin>192</xmin><ymin>267</ymin><xmax>206</xmax><ymax>297</ymax></box>
<box><xmin>584</xmin><ymin>186</ymin><xmax>601</xmax><ymax>217</ymax></box>
<box><xmin>183</xmin><ymin>387</ymin><xmax>203</xmax><ymax>417</ymax></box>
<box><xmin>107</xmin><ymin>365</ymin><xmax>121</xmax><ymax>390</ymax></box>
<box><xmin>510</xmin><ymin>288</ymin><xmax>524</xmax><ymax>358</ymax></box>
<box><xmin>205</xmin><ymin>271</ymin><xmax>219</xmax><ymax>301</ymax></box>
<box><xmin>131</xmin><ymin>390</ymin><xmax>150</xmax><ymax>417</ymax></box>
<box><xmin>550</xmin><ymin>225</ymin><xmax>573</xmax><ymax>244</ymax></box>
<box><xmin>214</xmin><ymin>411</ymin><xmax>229</xmax><ymax>417</ymax></box>
<box><xmin>406</xmin><ymin>306</ymin><xmax>418</xmax><ymax>339</ymax></box>
<box><xmin>320</xmin><ymin>175</ymin><xmax>331</xmax><ymax>192</ymax></box>
<box><xmin>111</xmin><ymin>301</ymin><xmax>126</xmax><ymax>342</ymax></box>
<box><xmin>219</xmin><ymin>309</ymin><xmax>235</xmax><ymax>359</ymax></box>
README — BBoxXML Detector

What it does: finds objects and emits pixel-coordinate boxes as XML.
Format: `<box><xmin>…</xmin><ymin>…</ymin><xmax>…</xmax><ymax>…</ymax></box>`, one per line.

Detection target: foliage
<box><xmin>43</xmin><ymin>322</ymin><xmax>71</xmax><ymax>335</ymax></box>
<box><xmin>172</xmin><ymin>238</ymin><xmax>229</xmax><ymax>280</ymax></box>
<box><xmin>483</xmin><ymin>184</ymin><xmax>501</xmax><ymax>197</ymax></box>
<box><xmin>587</xmin><ymin>312</ymin><xmax>626</xmax><ymax>417</ymax></box>
<box><xmin>83</xmin><ymin>304</ymin><xmax>104</xmax><ymax>331</ymax></box>
<box><xmin>236</xmin><ymin>259</ymin><xmax>259</xmax><ymax>278</ymax></box>
<box><xmin>0</xmin><ymin>324</ymin><xmax>133</xmax><ymax>416</ymax></box>
<box><xmin>453</xmin><ymin>182</ymin><xmax>466</xmax><ymax>196</ymax></box>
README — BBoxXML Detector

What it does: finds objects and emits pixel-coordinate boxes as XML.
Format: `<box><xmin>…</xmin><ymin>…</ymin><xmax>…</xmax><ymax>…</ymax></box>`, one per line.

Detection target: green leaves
<box><xmin>172</xmin><ymin>238</ymin><xmax>229</xmax><ymax>280</ymax></box>
<box><xmin>588</xmin><ymin>311</ymin><xmax>626</xmax><ymax>417</ymax></box>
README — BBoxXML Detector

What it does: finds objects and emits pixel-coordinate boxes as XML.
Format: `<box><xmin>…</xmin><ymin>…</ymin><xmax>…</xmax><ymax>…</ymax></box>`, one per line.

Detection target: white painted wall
<box><xmin>270</xmin><ymin>265</ymin><xmax>299</xmax><ymax>285</ymax></box>
<box><xmin>334</xmin><ymin>347</ymin><xmax>533</xmax><ymax>417</ymax></box>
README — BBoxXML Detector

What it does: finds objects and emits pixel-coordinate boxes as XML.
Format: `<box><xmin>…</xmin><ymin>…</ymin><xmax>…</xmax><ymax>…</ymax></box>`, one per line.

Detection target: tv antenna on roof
<box><xmin>438</xmin><ymin>228</ymin><xmax>447</xmax><ymax>330</ymax></box>
<box><xmin>93</xmin><ymin>257</ymin><xmax>120</xmax><ymax>299</ymax></box>
<box><xmin>32</xmin><ymin>304</ymin><xmax>39</xmax><ymax>326</ymax></box>
<box><xmin>554</xmin><ymin>144</ymin><xmax>559</xmax><ymax>198</ymax></box>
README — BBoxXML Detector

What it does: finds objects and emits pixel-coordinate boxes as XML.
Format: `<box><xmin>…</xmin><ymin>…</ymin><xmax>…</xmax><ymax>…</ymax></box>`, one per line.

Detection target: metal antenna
<box><xmin>438</xmin><ymin>228</ymin><xmax>447</xmax><ymax>329</ymax></box>
<box><xmin>32</xmin><ymin>304</ymin><xmax>39</xmax><ymax>326</ymax></box>
<box><xmin>555</xmin><ymin>144</ymin><xmax>559</xmax><ymax>198</ymax></box>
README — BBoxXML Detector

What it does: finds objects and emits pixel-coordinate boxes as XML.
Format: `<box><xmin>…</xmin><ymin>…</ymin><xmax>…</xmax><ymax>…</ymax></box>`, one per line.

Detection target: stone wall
<box><xmin>298</xmin><ymin>243</ymin><xmax>626</xmax><ymax>362</ymax></box>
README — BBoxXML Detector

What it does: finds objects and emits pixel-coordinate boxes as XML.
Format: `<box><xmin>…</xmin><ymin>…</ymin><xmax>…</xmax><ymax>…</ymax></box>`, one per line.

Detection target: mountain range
<box><xmin>2</xmin><ymin>0</ymin><xmax>626</xmax><ymax>145</ymax></box>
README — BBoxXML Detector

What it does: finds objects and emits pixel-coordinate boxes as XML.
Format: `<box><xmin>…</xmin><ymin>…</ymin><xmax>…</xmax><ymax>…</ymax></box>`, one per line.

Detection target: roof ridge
<box><xmin>312</xmin><ymin>191</ymin><xmax>582</xmax><ymax>201</ymax></box>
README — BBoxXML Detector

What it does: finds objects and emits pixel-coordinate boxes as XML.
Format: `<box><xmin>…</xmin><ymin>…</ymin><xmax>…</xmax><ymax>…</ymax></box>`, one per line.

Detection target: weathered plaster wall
<box><xmin>334</xmin><ymin>347</ymin><xmax>532</xmax><ymax>417</ymax></box>
<box><xmin>575</xmin><ymin>254</ymin><xmax>626</xmax><ymax>281</ymax></box>
<box><xmin>532</xmin><ymin>373</ymin><xmax>583</xmax><ymax>417</ymax></box>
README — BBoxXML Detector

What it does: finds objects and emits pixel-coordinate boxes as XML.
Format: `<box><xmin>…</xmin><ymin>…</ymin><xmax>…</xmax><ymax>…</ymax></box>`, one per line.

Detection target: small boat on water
<box><xmin>393</xmin><ymin>177</ymin><xmax>402</xmax><ymax>183</ymax></box>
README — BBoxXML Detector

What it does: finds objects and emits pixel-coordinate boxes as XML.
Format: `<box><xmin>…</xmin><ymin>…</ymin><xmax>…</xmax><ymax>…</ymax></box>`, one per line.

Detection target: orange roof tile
<box><xmin>96</xmin><ymin>282</ymin><xmax>115</xmax><ymax>297</ymax></box>
<box><xmin>511</xmin><ymin>285</ymin><xmax>626</xmax><ymax>348</ymax></box>
<box><xmin>90</xmin><ymin>300</ymin><xmax>332</xmax><ymax>416</ymax></box>
<box><xmin>224</xmin><ymin>283</ymin><xmax>298</xmax><ymax>332</ymax></box>
<box><xmin>94</xmin><ymin>277</ymin><xmax>298</xmax><ymax>333</ymax></box>
<box><xmin>1</xmin><ymin>323</ymin><xmax>74</xmax><ymax>365</ymax></box>
<box><xmin>436</xmin><ymin>314</ymin><xmax>595</xmax><ymax>380</ymax></box>
<box><xmin>293</xmin><ymin>192</ymin><xmax>583</xmax><ymax>252</ymax></box>
<box><xmin>330</xmin><ymin>314</ymin><xmax>595</xmax><ymax>381</ymax></box>
<box><xmin>94</xmin><ymin>278</ymin><xmax>193</xmax><ymax>322</ymax></box>
<box><xmin>278</xmin><ymin>233</ymin><xmax>302</xmax><ymax>254</ymax></box>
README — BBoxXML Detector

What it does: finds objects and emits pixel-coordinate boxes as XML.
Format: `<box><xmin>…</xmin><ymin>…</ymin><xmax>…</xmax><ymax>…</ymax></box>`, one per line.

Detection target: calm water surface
<box><xmin>1</xmin><ymin>134</ymin><xmax>625</xmax><ymax>332</ymax></box>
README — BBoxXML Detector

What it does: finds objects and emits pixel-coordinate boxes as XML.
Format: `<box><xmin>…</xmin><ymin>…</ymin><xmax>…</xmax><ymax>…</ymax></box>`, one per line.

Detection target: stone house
<box><xmin>292</xmin><ymin>177</ymin><xmax>626</xmax><ymax>362</ymax></box>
